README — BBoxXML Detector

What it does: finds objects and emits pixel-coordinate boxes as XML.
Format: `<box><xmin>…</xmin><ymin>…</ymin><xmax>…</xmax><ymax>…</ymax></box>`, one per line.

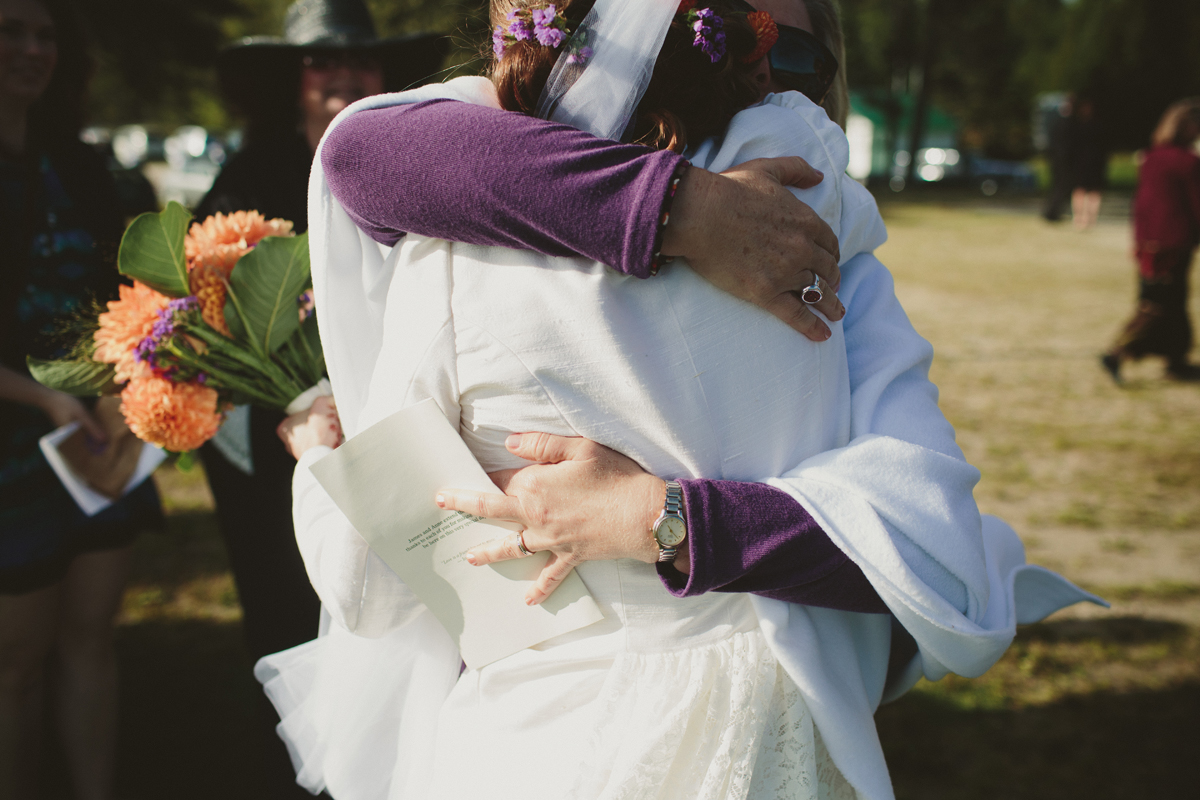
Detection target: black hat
<box><xmin>218</xmin><ymin>0</ymin><xmax>449</xmax><ymax>111</ymax></box>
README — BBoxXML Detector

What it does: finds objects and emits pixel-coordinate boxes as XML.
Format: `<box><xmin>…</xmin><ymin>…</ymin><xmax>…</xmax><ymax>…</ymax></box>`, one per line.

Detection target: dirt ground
<box><xmin>58</xmin><ymin>193</ymin><xmax>1197</xmax><ymax>799</ymax></box>
<box><xmin>876</xmin><ymin>198</ymin><xmax>1200</xmax><ymax>626</ymax></box>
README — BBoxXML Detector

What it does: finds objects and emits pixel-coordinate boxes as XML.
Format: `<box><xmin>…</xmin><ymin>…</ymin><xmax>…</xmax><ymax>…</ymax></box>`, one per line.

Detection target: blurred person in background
<box><xmin>1102</xmin><ymin>98</ymin><xmax>1200</xmax><ymax>383</ymax></box>
<box><xmin>1042</xmin><ymin>95</ymin><xmax>1073</xmax><ymax>222</ymax></box>
<box><xmin>194</xmin><ymin>0</ymin><xmax>444</xmax><ymax>795</ymax></box>
<box><xmin>1069</xmin><ymin>96</ymin><xmax>1107</xmax><ymax>231</ymax></box>
<box><xmin>0</xmin><ymin>0</ymin><xmax>162</xmax><ymax>798</ymax></box>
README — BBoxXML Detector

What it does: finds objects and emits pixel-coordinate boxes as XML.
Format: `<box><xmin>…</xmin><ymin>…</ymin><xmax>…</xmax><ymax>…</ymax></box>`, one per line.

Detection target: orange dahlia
<box><xmin>120</xmin><ymin>374</ymin><xmax>223</xmax><ymax>452</ymax></box>
<box><xmin>744</xmin><ymin>11</ymin><xmax>779</xmax><ymax>64</ymax></box>
<box><xmin>94</xmin><ymin>281</ymin><xmax>171</xmax><ymax>382</ymax></box>
<box><xmin>184</xmin><ymin>211</ymin><xmax>294</xmax><ymax>335</ymax></box>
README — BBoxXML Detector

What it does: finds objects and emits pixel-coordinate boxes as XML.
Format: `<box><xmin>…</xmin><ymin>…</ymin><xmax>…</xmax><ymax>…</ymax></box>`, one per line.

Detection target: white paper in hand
<box><xmin>38</xmin><ymin>423</ymin><xmax>167</xmax><ymax>516</ymax></box>
<box><xmin>309</xmin><ymin>399</ymin><xmax>604</xmax><ymax>669</ymax></box>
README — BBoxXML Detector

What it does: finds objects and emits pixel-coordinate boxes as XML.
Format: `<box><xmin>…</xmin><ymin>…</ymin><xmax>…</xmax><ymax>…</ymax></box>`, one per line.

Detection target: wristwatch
<box><xmin>651</xmin><ymin>480</ymin><xmax>687</xmax><ymax>564</ymax></box>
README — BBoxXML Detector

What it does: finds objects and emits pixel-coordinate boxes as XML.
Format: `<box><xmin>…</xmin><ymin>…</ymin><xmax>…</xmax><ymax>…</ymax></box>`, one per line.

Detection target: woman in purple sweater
<box><xmin>280</xmin><ymin>0</ymin><xmax>896</xmax><ymax>619</ymax></box>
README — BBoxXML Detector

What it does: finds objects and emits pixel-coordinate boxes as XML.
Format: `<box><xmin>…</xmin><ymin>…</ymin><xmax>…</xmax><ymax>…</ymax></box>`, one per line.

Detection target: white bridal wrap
<box><xmin>256</xmin><ymin>75</ymin><xmax>1103</xmax><ymax>800</ymax></box>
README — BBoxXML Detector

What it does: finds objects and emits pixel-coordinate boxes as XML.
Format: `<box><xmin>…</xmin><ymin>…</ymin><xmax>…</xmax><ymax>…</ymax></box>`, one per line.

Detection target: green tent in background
<box><xmin>846</xmin><ymin>92</ymin><xmax>960</xmax><ymax>183</ymax></box>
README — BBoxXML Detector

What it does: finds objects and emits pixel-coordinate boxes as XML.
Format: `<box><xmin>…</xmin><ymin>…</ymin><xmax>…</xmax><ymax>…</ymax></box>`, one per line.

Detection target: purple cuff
<box><xmin>321</xmin><ymin>99</ymin><xmax>685</xmax><ymax>278</ymax></box>
<box><xmin>657</xmin><ymin>479</ymin><xmax>888</xmax><ymax>614</ymax></box>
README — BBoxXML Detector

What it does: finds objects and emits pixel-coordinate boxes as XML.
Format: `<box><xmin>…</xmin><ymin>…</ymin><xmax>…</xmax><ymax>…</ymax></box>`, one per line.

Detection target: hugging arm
<box><xmin>322</xmin><ymin>99</ymin><xmax>844</xmax><ymax>336</ymax></box>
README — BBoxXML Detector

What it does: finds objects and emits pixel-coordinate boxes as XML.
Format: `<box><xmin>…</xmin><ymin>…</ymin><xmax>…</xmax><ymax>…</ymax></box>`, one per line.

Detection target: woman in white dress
<box><xmin>264</xmin><ymin>1</ymin><xmax>1101</xmax><ymax>798</ymax></box>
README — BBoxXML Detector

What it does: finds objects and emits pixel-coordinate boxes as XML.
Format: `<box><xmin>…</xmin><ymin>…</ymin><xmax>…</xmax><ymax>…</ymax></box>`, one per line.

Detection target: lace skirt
<box><xmin>259</xmin><ymin>624</ymin><xmax>857</xmax><ymax>800</ymax></box>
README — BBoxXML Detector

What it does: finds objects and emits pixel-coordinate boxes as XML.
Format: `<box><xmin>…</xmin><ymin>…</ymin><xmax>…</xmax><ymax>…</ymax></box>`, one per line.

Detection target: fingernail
<box><xmin>814</xmin><ymin>170</ymin><xmax>824</xmax><ymax>180</ymax></box>
<box><xmin>435</xmin><ymin>493</ymin><xmax>445</xmax><ymax>508</ymax></box>
<box><xmin>466</xmin><ymin>553</ymin><xmax>477</xmax><ymax>565</ymax></box>
<box><xmin>525</xmin><ymin>596</ymin><xmax>535</xmax><ymax>606</ymax></box>
<box><xmin>506</xmin><ymin>433</ymin><xmax>522</xmax><ymax>450</ymax></box>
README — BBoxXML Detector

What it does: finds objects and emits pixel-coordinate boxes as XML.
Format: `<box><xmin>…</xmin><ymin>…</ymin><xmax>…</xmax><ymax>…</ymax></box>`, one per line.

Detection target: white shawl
<box><xmin>263</xmin><ymin>76</ymin><xmax>1103</xmax><ymax>800</ymax></box>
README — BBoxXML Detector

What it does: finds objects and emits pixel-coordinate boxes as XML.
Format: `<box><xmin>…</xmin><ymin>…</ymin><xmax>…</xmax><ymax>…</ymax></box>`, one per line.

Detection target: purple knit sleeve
<box><xmin>658</xmin><ymin>480</ymin><xmax>888</xmax><ymax>614</ymax></box>
<box><xmin>321</xmin><ymin>98</ymin><xmax>684</xmax><ymax>278</ymax></box>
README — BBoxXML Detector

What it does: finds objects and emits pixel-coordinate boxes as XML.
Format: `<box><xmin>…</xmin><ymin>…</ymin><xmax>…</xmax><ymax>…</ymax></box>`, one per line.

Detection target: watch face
<box><xmin>655</xmin><ymin>516</ymin><xmax>686</xmax><ymax>548</ymax></box>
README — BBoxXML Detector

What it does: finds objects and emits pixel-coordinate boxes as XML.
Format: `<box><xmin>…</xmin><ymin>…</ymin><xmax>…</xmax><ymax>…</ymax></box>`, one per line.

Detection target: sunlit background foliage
<box><xmin>80</xmin><ymin>0</ymin><xmax>1200</xmax><ymax>156</ymax></box>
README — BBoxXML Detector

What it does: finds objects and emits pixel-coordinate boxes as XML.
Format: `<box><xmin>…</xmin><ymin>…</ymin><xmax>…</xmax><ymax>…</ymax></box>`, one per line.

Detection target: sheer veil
<box><xmin>535</xmin><ymin>0</ymin><xmax>677</xmax><ymax>140</ymax></box>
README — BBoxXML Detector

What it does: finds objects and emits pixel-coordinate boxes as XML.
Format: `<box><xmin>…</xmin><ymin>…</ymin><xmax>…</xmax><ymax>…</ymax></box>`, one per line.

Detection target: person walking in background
<box><xmin>0</xmin><ymin>1</ymin><xmax>163</xmax><ymax>797</ymax></box>
<box><xmin>1069</xmin><ymin>96</ymin><xmax>1108</xmax><ymax>231</ymax></box>
<box><xmin>1102</xmin><ymin>98</ymin><xmax>1200</xmax><ymax>383</ymax></box>
<box><xmin>194</xmin><ymin>1</ymin><xmax>445</xmax><ymax>795</ymax></box>
<box><xmin>1042</xmin><ymin>95</ymin><xmax>1073</xmax><ymax>222</ymax></box>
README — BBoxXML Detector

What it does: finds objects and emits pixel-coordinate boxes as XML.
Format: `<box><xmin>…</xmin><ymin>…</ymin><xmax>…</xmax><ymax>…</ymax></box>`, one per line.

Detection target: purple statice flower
<box><xmin>492</xmin><ymin>25</ymin><xmax>507</xmax><ymax>59</ymax></box>
<box><xmin>134</xmin><ymin>335</ymin><xmax>157</xmax><ymax>366</ymax></box>
<box><xmin>690</xmin><ymin>7</ymin><xmax>726</xmax><ymax>63</ymax></box>
<box><xmin>566</xmin><ymin>45</ymin><xmax>593</xmax><ymax>64</ymax></box>
<box><xmin>297</xmin><ymin>289</ymin><xmax>316</xmax><ymax>323</ymax></box>
<box><xmin>506</xmin><ymin>10</ymin><xmax>533</xmax><ymax>41</ymax></box>
<box><xmin>532</xmin><ymin>5</ymin><xmax>566</xmax><ymax>47</ymax></box>
<box><xmin>196</xmin><ymin>372</ymin><xmax>208</xmax><ymax>384</ymax></box>
<box><xmin>167</xmin><ymin>296</ymin><xmax>199</xmax><ymax>313</ymax></box>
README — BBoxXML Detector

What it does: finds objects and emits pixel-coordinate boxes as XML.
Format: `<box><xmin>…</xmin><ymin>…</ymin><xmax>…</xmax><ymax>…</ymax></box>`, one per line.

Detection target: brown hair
<box><xmin>802</xmin><ymin>0</ymin><xmax>848</xmax><ymax>130</ymax></box>
<box><xmin>1150</xmin><ymin>98</ymin><xmax>1200</xmax><ymax>148</ymax></box>
<box><xmin>489</xmin><ymin>0</ymin><xmax>761</xmax><ymax>153</ymax></box>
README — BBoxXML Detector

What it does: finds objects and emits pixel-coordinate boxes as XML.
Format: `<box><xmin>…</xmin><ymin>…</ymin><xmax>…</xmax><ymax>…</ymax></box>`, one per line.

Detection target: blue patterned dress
<box><xmin>0</xmin><ymin>143</ymin><xmax>161</xmax><ymax>594</ymax></box>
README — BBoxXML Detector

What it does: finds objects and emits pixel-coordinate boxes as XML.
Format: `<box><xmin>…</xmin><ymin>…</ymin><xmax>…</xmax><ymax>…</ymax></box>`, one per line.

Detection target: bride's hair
<box><xmin>489</xmin><ymin>0</ymin><xmax>761</xmax><ymax>152</ymax></box>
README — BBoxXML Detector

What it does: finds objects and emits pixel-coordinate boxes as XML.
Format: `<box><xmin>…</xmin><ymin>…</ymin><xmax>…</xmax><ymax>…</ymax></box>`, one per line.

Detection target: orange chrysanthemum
<box><xmin>184</xmin><ymin>211</ymin><xmax>294</xmax><ymax>335</ymax></box>
<box><xmin>93</xmin><ymin>281</ymin><xmax>171</xmax><ymax>382</ymax></box>
<box><xmin>120</xmin><ymin>374</ymin><xmax>224</xmax><ymax>452</ymax></box>
<box><xmin>745</xmin><ymin>11</ymin><xmax>779</xmax><ymax>64</ymax></box>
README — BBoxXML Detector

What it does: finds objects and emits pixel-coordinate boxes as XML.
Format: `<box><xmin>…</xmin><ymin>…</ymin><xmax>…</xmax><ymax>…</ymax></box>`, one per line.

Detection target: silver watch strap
<box><xmin>663</xmin><ymin>480</ymin><xmax>683</xmax><ymax>516</ymax></box>
<box><xmin>656</xmin><ymin>481</ymin><xmax>684</xmax><ymax>563</ymax></box>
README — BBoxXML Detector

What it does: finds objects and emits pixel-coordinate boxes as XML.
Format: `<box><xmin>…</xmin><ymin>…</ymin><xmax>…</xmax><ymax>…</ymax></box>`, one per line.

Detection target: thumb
<box><xmin>746</xmin><ymin>156</ymin><xmax>825</xmax><ymax>190</ymax></box>
<box><xmin>77</xmin><ymin>409</ymin><xmax>108</xmax><ymax>444</ymax></box>
<box><xmin>506</xmin><ymin>432</ymin><xmax>587</xmax><ymax>464</ymax></box>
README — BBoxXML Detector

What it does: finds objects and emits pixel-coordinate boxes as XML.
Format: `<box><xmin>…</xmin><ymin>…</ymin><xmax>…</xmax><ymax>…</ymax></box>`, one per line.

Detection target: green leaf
<box><xmin>300</xmin><ymin>312</ymin><xmax>324</xmax><ymax>373</ymax></box>
<box><xmin>223</xmin><ymin>233</ymin><xmax>310</xmax><ymax>355</ymax></box>
<box><xmin>26</xmin><ymin>357</ymin><xmax>116</xmax><ymax>397</ymax></box>
<box><xmin>117</xmin><ymin>201</ymin><xmax>192</xmax><ymax>297</ymax></box>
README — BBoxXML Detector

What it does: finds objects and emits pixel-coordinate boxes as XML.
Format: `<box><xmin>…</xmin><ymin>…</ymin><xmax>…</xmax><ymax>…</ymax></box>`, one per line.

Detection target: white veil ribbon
<box><xmin>535</xmin><ymin>0</ymin><xmax>678</xmax><ymax>140</ymax></box>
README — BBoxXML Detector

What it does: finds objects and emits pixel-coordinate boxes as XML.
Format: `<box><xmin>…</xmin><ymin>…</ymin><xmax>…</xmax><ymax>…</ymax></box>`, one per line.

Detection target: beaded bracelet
<box><xmin>649</xmin><ymin>161</ymin><xmax>690</xmax><ymax>276</ymax></box>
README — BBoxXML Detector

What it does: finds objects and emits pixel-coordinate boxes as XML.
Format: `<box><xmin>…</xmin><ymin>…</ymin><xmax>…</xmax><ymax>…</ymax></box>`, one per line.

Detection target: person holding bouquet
<box><xmin>196</xmin><ymin>2</ymin><xmax>445</xmax><ymax>795</ymax></box>
<box><xmin>0</xmin><ymin>1</ymin><xmax>162</xmax><ymax>797</ymax></box>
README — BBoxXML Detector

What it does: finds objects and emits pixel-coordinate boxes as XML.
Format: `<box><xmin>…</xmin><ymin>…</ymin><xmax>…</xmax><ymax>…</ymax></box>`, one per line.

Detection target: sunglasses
<box><xmin>301</xmin><ymin>51</ymin><xmax>381</xmax><ymax>72</ymax></box>
<box><xmin>725</xmin><ymin>0</ymin><xmax>838</xmax><ymax>105</ymax></box>
<box><xmin>768</xmin><ymin>24</ymin><xmax>838</xmax><ymax>106</ymax></box>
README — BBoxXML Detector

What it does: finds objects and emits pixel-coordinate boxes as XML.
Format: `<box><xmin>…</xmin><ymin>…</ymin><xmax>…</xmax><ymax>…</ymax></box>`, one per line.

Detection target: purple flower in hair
<box><xmin>689</xmin><ymin>7</ymin><xmax>726</xmax><ymax>63</ymax></box>
<box><xmin>532</xmin><ymin>5</ymin><xmax>567</xmax><ymax>47</ymax></box>
<box><xmin>567</xmin><ymin>45</ymin><xmax>593</xmax><ymax>64</ymax></box>
<box><xmin>493</xmin><ymin>26</ymin><xmax>507</xmax><ymax>59</ymax></box>
<box><xmin>506</xmin><ymin>10</ymin><xmax>533</xmax><ymax>41</ymax></box>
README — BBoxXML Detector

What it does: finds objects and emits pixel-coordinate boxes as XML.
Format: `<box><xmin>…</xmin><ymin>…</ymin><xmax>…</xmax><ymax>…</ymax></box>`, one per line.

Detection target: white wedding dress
<box><xmin>258</xmin><ymin>77</ymin><xmax>1102</xmax><ymax>800</ymax></box>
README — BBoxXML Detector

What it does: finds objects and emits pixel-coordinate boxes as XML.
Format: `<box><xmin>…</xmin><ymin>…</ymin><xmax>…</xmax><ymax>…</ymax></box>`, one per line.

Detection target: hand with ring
<box><xmin>435</xmin><ymin>433</ymin><xmax>670</xmax><ymax>606</ymax></box>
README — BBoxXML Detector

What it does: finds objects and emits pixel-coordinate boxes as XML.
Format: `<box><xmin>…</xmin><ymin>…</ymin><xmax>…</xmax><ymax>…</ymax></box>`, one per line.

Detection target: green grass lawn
<box><xmin>89</xmin><ymin>196</ymin><xmax>1198</xmax><ymax>799</ymax></box>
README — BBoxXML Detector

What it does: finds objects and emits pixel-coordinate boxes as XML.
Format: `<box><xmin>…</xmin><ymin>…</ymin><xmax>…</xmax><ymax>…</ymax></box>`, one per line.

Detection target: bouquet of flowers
<box><xmin>28</xmin><ymin>203</ymin><xmax>326</xmax><ymax>453</ymax></box>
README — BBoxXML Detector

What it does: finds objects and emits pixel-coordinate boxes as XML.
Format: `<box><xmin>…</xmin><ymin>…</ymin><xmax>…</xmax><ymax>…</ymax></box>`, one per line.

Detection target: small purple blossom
<box><xmin>531</xmin><ymin>5</ymin><xmax>567</xmax><ymax>47</ymax></box>
<box><xmin>134</xmin><ymin>336</ymin><xmax>157</xmax><ymax>365</ymax></box>
<box><xmin>168</xmin><ymin>296</ymin><xmax>199</xmax><ymax>313</ymax></box>
<box><xmin>566</xmin><ymin>45</ymin><xmax>593</xmax><ymax>64</ymax></box>
<box><xmin>506</xmin><ymin>10</ymin><xmax>533</xmax><ymax>41</ymax></box>
<box><xmin>689</xmin><ymin>7</ymin><xmax>726</xmax><ymax>63</ymax></box>
<box><xmin>196</xmin><ymin>372</ymin><xmax>208</xmax><ymax>384</ymax></box>
<box><xmin>492</xmin><ymin>26</ymin><xmax>507</xmax><ymax>58</ymax></box>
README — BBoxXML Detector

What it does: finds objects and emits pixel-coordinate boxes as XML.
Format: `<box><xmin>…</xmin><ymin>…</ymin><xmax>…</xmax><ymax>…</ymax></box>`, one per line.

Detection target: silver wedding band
<box><xmin>800</xmin><ymin>274</ymin><xmax>823</xmax><ymax>305</ymax></box>
<box><xmin>515</xmin><ymin>531</ymin><xmax>534</xmax><ymax>557</ymax></box>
